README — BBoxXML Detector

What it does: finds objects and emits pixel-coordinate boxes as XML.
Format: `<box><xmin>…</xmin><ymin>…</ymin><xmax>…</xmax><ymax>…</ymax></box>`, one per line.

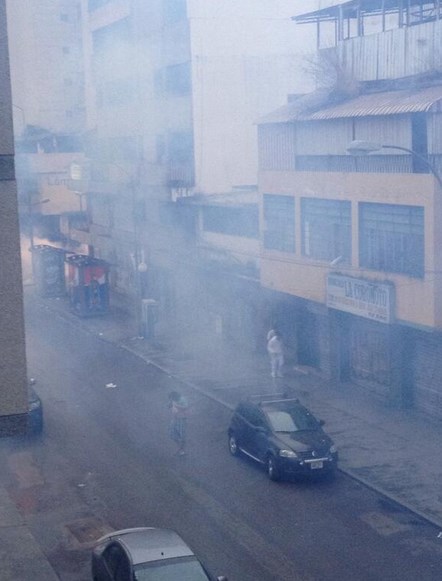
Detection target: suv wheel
<box><xmin>228</xmin><ymin>433</ymin><xmax>239</xmax><ymax>456</ymax></box>
<box><xmin>267</xmin><ymin>455</ymin><xmax>281</xmax><ymax>481</ymax></box>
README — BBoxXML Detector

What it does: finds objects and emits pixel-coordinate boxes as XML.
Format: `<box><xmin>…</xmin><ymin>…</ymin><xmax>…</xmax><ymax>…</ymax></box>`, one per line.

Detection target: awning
<box><xmin>259</xmin><ymin>85</ymin><xmax>442</xmax><ymax>125</ymax></box>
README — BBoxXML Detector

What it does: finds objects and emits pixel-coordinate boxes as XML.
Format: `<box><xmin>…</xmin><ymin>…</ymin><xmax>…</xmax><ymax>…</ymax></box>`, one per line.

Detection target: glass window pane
<box><xmin>301</xmin><ymin>198</ymin><xmax>351</xmax><ymax>263</ymax></box>
<box><xmin>263</xmin><ymin>194</ymin><xmax>295</xmax><ymax>253</ymax></box>
<box><xmin>359</xmin><ymin>202</ymin><xmax>424</xmax><ymax>278</ymax></box>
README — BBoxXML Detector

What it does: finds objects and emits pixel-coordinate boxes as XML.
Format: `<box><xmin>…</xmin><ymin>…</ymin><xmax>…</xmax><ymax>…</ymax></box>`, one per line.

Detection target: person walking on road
<box><xmin>267</xmin><ymin>330</ymin><xmax>284</xmax><ymax>378</ymax></box>
<box><xmin>168</xmin><ymin>391</ymin><xmax>188</xmax><ymax>455</ymax></box>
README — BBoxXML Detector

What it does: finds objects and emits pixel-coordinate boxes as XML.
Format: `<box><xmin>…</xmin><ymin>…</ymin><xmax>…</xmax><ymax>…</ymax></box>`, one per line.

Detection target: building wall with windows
<box><xmin>79</xmin><ymin>0</ymin><xmax>313</xmax><ymax>305</ymax></box>
<box><xmin>7</xmin><ymin>0</ymin><xmax>86</xmax><ymax>242</ymax></box>
<box><xmin>7</xmin><ymin>0</ymin><xmax>85</xmax><ymax>135</ymax></box>
<box><xmin>259</xmin><ymin>169</ymin><xmax>440</xmax><ymax>328</ymax></box>
<box><xmin>257</xmin><ymin>1</ymin><xmax>442</xmax><ymax>416</ymax></box>
<box><xmin>258</xmin><ymin>109</ymin><xmax>442</xmax><ymax>413</ymax></box>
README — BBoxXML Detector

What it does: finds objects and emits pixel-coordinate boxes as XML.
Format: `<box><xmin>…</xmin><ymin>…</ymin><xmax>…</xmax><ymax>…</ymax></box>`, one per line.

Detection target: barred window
<box><xmin>359</xmin><ymin>203</ymin><xmax>424</xmax><ymax>278</ymax></box>
<box><xmin>301</xmin><ymin>198</ymin><xmax>351</xmax><ymax>263</ymax></box>
<box><xmin>263</xmin><ymin>194</ymin><xmax>295</xmax><ymax>253</ymax></box>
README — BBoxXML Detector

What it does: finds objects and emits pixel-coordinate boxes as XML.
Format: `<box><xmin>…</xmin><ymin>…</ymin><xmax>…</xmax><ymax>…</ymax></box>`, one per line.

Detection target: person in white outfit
<box><xmin>267</xmin><ymin>330</ymin><xmax>284</xmax><ymax>378</ymax></box>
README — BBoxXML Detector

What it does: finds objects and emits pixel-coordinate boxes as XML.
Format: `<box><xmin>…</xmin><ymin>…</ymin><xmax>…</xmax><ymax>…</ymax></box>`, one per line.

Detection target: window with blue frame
<box><xmin>263</xmin><ymin>194</ymin><xmax>295</xmax><ymax>252</ymax></box>
<box><xmin>359</xmin><ymin>202</ymin><xmax>424</xmax><ymax>278</ymax></box>
<box><xmin>301</xmin><ymin>198</ymin><xmax>351</xmax><ymax>263</ymax></box>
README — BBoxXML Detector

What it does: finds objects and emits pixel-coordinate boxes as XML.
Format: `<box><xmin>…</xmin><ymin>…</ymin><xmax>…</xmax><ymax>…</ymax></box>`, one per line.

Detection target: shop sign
<box><xmin>327</xmin><ymin>274</ymin><xmax>394</xmax><ymax>324</ymax></box>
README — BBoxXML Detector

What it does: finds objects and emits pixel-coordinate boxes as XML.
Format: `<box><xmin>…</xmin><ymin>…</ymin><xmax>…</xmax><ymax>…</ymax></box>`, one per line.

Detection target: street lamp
<box><xmin>346</xmin><ymin>140</ymin><xmax>442</xmax><ymax>190</ymax></box>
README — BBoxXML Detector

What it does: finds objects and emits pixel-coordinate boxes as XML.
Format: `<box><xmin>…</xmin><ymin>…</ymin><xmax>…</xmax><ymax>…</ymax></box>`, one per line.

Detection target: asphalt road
<box><xmin>1</xmin><ymin>300</ymin><xmax>441</xmax><ymax>580</ymax></box>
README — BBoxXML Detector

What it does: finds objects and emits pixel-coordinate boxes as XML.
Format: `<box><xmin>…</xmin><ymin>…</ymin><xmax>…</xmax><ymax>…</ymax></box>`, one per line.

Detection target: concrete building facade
<box><xmin>76</xmin><ymin>0</ymin><xmax>313</xmax><ymax>322</ymax></box>
<box><xmin>0</xmin><ymin>0</ymin><xmax>29</xmax><ymax>435</ymax></box>
<box><xmin>258</xmin><ymin>0</ymin><xmax>442</xmax><ymax>418</ymax></box>
<box><xmin>7</xmin><ymin>0</ymin><xmax>86</xmax><ymax>243</ymax></box>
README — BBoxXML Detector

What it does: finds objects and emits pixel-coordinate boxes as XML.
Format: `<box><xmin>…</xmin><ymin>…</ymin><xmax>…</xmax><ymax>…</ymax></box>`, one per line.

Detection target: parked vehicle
<box><xmin>228</xmin><ymin>395</ymin><xmax>338</xmax><ymax>481</ymax></box>
<box><xmin>91</xmin><ymin>527</ymin><xmax>227</xmax><ymax>580</ymax></box>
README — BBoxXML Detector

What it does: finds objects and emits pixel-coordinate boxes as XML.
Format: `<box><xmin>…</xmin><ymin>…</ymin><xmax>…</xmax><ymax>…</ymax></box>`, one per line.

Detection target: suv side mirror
<box><xmin>256</xmin><ymin>426</ymin><xmax>267</xmax><ymax>434</ymax></box>
<box><xmin>319</xmin><ymin>419</ymin><xmax>325</xmax><ymax>427</ymax></box>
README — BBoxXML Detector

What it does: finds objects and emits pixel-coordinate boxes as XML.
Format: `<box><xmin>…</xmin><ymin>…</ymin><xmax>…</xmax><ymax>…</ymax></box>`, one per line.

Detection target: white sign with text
<box><xmin>327</xmin><ymin>274</ymin><xmax>394</xmax><ymax>324</ymax></box>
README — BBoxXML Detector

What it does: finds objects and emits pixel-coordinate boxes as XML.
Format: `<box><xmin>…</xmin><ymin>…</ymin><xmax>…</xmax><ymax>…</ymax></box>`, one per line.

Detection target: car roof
<box><xmin>239</xmin><ymin>395</ymin><xmax>303</xmax><ymax>409</ymax></box>
<box><xmin>100</xmin><ymin>528</ymin><xmax>195</xmax><ymax>565</ymax></box>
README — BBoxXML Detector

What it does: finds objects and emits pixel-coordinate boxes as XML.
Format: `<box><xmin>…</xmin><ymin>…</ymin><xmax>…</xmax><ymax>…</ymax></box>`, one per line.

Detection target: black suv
<box><xmin>228</xmin><ymin>395</ymin><xmax>338</xmax><ymax>481</ymax></box>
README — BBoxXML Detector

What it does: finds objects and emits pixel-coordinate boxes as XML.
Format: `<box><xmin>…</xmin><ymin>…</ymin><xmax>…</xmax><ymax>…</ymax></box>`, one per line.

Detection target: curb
<box><xmin>340</xmin><ymin>467</ymin><xmax>442</xmax><ymax>531</ymax></box>
<box><xmin>35</xmin><ymin>298</ymin><xmax>442</xmax><ymax>532</ymax></box>
<box><xmin>122</xmin><ymin>344</ymin><xmax>442</xmax><ymax>531</ymax></box>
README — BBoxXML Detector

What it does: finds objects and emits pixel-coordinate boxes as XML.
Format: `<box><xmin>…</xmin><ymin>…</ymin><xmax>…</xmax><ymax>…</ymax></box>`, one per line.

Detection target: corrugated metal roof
<box><xmin>294</xmin><ymin>0</ymin><xmax>428</xmax><ymax>22</ymax></box>
<box><xmin>258</xmin><ymin>89</ymin><xmax>333</xmax><ymax>124</ymax></box>
<box><xmin>259</xmin><ymin>85</ymin><xmax>442</xmax><ymax>125</ymax></box>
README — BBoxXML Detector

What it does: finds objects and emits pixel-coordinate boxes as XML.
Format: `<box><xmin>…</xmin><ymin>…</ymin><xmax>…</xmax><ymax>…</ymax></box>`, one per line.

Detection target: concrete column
<box><xmin>0</xmin><ymin>0</ymin><xmax>28</xmax><ymax>435</ymax></box>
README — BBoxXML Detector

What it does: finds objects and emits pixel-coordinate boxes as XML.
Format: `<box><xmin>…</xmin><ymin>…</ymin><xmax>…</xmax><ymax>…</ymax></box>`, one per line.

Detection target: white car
<box><xmin>91</xmin><ymin>527</ymin><xmax>227</xmax><ymax>581</ymax></box>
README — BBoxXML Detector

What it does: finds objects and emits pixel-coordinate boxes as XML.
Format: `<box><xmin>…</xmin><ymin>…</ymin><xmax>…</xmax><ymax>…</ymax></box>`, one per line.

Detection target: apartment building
<box><xmin>258</xmin><ymin>0</ymin><xmax>442</xmax><ymax>417</ymax></box>
<box><xmin>7</xmin><ymin>0</ymin><xmax>86</xmax><ymax>241</ymax></box>
<box><xmin>0</xmin><ymin>0</ymin><xmax>29</xmax><ymax>435</ymax></box>
<box><xmin>78</xmin><ymin>0</ymin><xmax>312</xmax><ymax>337</ymax></box>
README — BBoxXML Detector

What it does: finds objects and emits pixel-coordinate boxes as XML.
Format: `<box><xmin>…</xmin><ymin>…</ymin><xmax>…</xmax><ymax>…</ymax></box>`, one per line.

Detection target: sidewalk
<box><xmin>0</xmin><ymin>487</ymin><xmax>59</xmax><ymax>580</ymax></box>
<box><xmin>36</xmin><ymin>291</ymin><xmax>442</xmax><ymax>530</ymax></box>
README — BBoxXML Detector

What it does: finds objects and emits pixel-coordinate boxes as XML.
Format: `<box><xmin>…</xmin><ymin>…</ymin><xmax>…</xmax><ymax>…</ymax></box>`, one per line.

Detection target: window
<box><xmin>301</xmin><ymin>198</ymin><xmax>351</xmax><ymax>263</ymax></box>
<box><xmin>102</xmin><ymin>543</ymin><xmax>130</xmax><ymax>581</ymax></box>
<box><xmin>359</xmin><ymin>203</ymin><xmax>424</xmax><ymax>278</ymax></box>
<box><xmin>263</xmin><ymin>194</ymin><xmax>295</xmax><ymax>253</ymax></box>
<box><xmin>202</xmin><ymin>206</ymin><xmax>259</xmax><ymax>238</ymax></box>
<box><xmin>243</xmin><ymin>405</ymin><xmax>266</xmax><ymax>428</ymax></box>
<box><xmin>168</xmin><ymin>131</ymin><xmax>193</xmax><ymax>163</ymax></box>
<box><xmin>265</xmin><ymin>405</ymin><xmax>319</xmax><ymax>432</ymax></box>
<box><xmin>60</xmin><ymin>13</ymin><xmax>69</xmax><ymax>22</ymax></box>
<box><xmin>156</xmin><ymin>135</ymin><xmax>166</xmax><ymax>164</ymax></box>
<box><xmin>163</xmin><ymin>0</ymin><xmax>187</xmax><ymax>23</ymax></box>
<box><xmin>94</xmin><ymin>136</ymin><xmax>141</xmax><ymax>162</ymax></box>
<box><xmin>164</xmin><ymin>62</ymin><xmax>191</xmax><ymax>96</ymax></box>
<box><xmin>97</xmin><ymin>78</ymin><xmax>137</xmax><ymax>107</ymax></box>
<box><xmin>62</xmin><ymin>46</ymin><xmax>70</xmax><ymax>54</ymax></box>
<box><xmin>411</xmin><ymin>113</ymin><xmax>428</xmax><ymax>173</ymax></box>
<box><xmin>92</xmin><ymin>19</ymin><xmax>130</xmax><ymax>57</ymax></box>
<box><xmin>88</xmin><ymin>0</ymin><xmax>113</xmax><ymax>11</ymax></box>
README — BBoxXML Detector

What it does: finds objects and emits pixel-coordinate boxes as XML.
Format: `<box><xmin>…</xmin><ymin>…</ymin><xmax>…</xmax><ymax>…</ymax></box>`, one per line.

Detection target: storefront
<box><xmin>327</xmin><ymin>273</ymin><xmax>398</xmax><ymax>402</ymax></box>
